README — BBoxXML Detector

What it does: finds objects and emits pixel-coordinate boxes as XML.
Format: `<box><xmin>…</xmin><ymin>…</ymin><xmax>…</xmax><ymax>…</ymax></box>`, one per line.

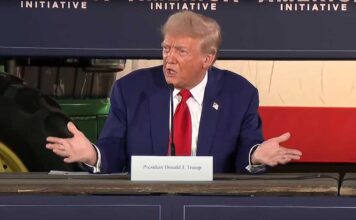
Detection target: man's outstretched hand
<box><xmin>251</xmin><ymin>132</ymin><xmax>302</xmax><ymax>166</ymax></box>
<box><xmin>46</xmin><ymin>122</ymin><xmax>97</xmax><ymax>166</ymax></box>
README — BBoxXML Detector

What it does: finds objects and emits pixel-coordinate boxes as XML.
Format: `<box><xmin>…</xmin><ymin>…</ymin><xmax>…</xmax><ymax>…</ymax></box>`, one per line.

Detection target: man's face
<box><xmin>162</xmin><ymin>34</ymin><xmax>213</xmax><ymax>90</ymax></box>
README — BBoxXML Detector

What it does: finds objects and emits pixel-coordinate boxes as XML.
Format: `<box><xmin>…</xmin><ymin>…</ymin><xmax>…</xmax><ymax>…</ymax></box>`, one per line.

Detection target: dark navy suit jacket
<box><xmin>97</xmin><ymin>65</ymin><xmax>264</xmax><ymax>173</ymax></box>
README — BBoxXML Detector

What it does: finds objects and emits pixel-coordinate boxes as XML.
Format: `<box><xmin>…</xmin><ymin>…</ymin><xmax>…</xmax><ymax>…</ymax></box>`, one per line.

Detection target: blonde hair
<box><xmin>161</xmin><ymin>11</ymin><xmax>221</xmax><ymax>56</ymax></box>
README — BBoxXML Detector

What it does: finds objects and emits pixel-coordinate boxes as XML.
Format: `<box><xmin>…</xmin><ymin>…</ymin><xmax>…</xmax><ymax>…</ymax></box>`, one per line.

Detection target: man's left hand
<box><xmin>251</xmin><ymin>132</ymin><xmax>302</xmax><ymax>166</ymax></box>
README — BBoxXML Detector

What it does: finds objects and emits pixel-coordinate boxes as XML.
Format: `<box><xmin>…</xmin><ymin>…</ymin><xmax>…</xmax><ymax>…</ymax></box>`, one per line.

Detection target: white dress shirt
<box><xmin>171</xmin><ymin>72</ymin><xmax>207</xmax><ymax>156</ymax></box>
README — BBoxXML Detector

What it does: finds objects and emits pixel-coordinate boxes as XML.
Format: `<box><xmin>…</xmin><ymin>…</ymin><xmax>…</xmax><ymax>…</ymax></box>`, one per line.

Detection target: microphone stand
<box><xmin>169</xmin><ymin>84</ymin><xmax>176</xmax><ymax>156</ymax></box>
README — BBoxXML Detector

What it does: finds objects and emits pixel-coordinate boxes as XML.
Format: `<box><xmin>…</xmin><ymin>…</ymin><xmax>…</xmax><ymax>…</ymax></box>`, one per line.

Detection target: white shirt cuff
<box><xmin>245</xmin><ymin>144</ymin><xmax>266</xmax><ymax>173</ymax></box>
<box><xmin>84</xmin><ymin>143</ymin><xmax>102</xmax><ymax>173</ymax></box>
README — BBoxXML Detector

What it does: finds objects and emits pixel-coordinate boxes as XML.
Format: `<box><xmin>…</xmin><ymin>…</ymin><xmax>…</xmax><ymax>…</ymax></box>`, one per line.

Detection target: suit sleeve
<box><xmin>96</xmin><ymin>81</ymin><xmax>128</xmax><ymax>173</ymax></box>
<box><xmin>235</xmin><ymin>88</ymin><xmax>264</xmax><ymax>173</ymax></box>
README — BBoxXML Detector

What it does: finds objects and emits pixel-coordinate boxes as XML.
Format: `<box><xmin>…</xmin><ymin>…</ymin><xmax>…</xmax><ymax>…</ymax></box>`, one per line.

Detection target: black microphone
<box><xmin>168</xmin><ymin>83</ymin><xmax>176</xmax><ymax>156</ymax></box>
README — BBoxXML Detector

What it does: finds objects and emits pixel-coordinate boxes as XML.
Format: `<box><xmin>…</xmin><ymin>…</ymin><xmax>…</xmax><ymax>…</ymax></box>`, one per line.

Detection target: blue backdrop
<box><xmin>1</xmin><ymin>0</ymin><xmax>356</xmax><ymax>59</ymax></box>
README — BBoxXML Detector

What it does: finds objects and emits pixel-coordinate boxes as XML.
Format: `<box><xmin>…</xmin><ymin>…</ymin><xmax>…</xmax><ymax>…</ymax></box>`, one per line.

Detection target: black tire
<box><xmin>0</xmin><ymin>72</ymin><xmax>81</xmax><ymax>171</ymax></box>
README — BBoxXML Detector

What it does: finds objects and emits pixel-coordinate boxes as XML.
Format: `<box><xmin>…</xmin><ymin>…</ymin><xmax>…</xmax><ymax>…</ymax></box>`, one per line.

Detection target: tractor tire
<box><xmin>0</xmin><ymin>72</ymin><xmax>81</xmax><ymax>172</ymax></box>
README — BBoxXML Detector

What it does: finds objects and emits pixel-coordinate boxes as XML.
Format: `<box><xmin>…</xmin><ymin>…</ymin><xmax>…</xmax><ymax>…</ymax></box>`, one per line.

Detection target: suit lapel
<box><xmin>197</xmin><ymin>68</ymin><xmax>221</xmax><ymax>156</ymax></box>
<box><xmin>148</xmin><ymin>69</ymin><xmax>170</xmax><ymax>156</ymax></box>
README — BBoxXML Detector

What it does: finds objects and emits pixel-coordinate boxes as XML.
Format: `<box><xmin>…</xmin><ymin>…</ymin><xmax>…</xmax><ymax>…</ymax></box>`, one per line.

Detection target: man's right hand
<box><xmin>46</xmin><ymin>122</ymin><xmax>98</xmax><ymax>166</ymax></box>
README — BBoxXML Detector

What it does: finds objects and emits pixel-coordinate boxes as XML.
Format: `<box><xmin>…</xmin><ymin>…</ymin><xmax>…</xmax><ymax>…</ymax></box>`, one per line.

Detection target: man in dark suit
<box><xmin>46</xmin><ymin>11</ymin><xmax>302</xmax><ymax>173</ymax></box>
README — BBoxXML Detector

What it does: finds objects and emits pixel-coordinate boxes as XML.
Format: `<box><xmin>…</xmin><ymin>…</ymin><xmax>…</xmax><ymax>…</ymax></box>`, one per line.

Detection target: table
<box><xmin>340</xmin><ymin>173</ymin><xmax>356</xmax><ymax>196</ymax></box>
<box><xmin>1</xmin><ymin>173</ymin><xmax>355</xmax><ymax>220</ymax></box>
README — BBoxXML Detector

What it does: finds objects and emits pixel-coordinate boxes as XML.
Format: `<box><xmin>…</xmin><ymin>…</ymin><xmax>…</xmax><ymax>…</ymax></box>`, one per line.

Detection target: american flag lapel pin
<box><xmin>212</xmin><ymin>102</ymin><xmax>219</xmax><ymax>110</ymax></box>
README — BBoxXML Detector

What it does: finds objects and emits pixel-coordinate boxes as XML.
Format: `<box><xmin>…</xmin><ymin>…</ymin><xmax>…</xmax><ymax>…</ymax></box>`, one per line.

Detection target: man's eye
<box><xmin>162</xmin><ymin>46</ymin><xmax>170</xmax><ymax>52</ymax></box>
<box><xmin>178</xmin><ymin>50</ymin><xmax>188</xmax><ymax>56</ymax></box>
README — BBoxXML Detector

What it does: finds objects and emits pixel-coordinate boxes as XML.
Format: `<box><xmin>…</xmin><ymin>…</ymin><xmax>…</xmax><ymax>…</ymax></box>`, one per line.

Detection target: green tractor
<box><xmin>0</xmin><ymin>59</ymin><xmax>124</xmax><ymax>172</ymax></box>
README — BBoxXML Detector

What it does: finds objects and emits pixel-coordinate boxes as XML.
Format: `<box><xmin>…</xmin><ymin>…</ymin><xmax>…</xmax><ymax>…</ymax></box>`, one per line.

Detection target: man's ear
<box><xmin>202</xmin><ymin>53</ymin><xmax>216</xmax><ymax>69</ymax></box>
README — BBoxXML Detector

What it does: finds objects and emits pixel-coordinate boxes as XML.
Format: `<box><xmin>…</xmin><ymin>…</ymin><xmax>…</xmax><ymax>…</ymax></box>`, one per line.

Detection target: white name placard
<box><xmin>131</xmin><ymin>156</ymin><xmax>213</xmax><ymax>181</ymax></box>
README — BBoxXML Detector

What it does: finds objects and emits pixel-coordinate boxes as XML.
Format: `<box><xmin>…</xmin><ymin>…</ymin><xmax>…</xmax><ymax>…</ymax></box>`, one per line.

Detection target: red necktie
<box><xmin>174</xmin><ymin>89</ymin><xmax>192</xmax><ymax>156</ymax></box>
